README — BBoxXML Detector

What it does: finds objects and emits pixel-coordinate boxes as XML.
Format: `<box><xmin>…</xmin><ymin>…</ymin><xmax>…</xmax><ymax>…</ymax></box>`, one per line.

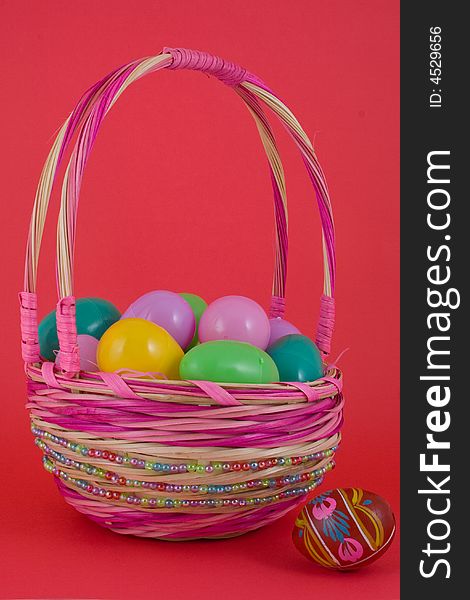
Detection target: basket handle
<box><xmin>20</xmin><ymin>48</ymin><xmax>335</xmax><ymax>375</ymax></box>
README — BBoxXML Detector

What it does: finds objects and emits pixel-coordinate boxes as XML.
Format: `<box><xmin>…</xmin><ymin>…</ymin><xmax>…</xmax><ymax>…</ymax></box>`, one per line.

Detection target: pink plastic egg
<box><xmin>55</xmin><ymin>334</ymin><xmax>99</xmax><ymax>372</ymax></box>
<box><xmin>198</xmin><ymin>295</ymin><xmax>270</xmax><ymax>349</ymax></box>
<box><xmin>121</xmin><ymin>290</ymin><xmax>195</xmax><ymax>350</ymax></box>
<box><xmin>268</xmin><ymin>317</ymin><xmax>301</xmax><ymax>346</ymax></box>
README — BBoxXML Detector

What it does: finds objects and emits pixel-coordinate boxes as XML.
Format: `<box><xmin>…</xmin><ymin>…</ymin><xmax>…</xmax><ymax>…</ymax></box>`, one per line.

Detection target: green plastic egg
<box><xmin>179</xmin><ymin>340</ymin><xmax>280</xmax><ymax>384</ymax></box>
<box><xmin>38</xmin><ymin>297</ymin><xmax>121</xmax><ymax>361</ymax></box>
<box><xmin>179</xmin><ymin>293</ymin><xmax>208</xmax><ymax>349</ymax></box>
<box><xmin>266</xmin><ymin>334</ymin><xmax>324</xmax><ymax>382</ymax></box>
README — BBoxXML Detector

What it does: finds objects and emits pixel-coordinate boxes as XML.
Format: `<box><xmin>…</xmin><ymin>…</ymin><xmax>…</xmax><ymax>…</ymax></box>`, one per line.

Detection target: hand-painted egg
<box><xmin>292</xmin><ymin>488</ymin><xmax>396</xmax><ymax>570</ymax></box>
<box><xmin>38</xmin><ymin>297</ymin><xmax>121</xmax><ymax>361</ymax></box>
<box><xmin>267</xmin><ymin>334</ymin><xmax>323</xmax><ymax>382</ymax></box>
<box><xmin>179</xmin><ymin>340</ymin><xmax>279</xmax><ymax>384</ymax></box>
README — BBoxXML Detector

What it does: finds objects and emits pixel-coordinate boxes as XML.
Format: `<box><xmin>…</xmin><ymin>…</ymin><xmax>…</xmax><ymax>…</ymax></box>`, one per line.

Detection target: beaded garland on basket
<box><xmin>35</xmin><ymin>425</ymin><xmax>337</xmax><ymax>511</ymax></box>
<box><xmin>20</xmin><ymin>47</ymin><xmax>342</xmax><ymax>540</ymax></box>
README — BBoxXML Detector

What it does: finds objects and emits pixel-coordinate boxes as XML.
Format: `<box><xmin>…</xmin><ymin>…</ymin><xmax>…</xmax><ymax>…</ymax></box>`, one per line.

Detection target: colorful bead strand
<box><xmin>32</xmin><ymin>425</ymin><xmax>337</xmax><ymax>474</ymax></box>
<box><xmin>43</xmin><ymin>456</ymin><xmax>332</xmax><ymax>510</ymax></box>
<box><xmin>36</xmin><ymin>436</ymin><xmax>335</xmax><ymax>495</ymax></box>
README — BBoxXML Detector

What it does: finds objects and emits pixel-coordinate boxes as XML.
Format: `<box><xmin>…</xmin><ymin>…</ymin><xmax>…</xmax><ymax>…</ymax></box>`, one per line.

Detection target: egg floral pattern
<box><xmin>293</xmin><ymin>488</ymin><xmax>396</xmax><ymax>570</ymax></box>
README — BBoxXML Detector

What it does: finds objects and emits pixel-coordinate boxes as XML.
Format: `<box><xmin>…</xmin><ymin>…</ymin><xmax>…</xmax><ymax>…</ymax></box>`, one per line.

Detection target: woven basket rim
<box><xmin>27</xmin><ymin>361</ymin><xmax>343</xmax><ymax>407</ymax></box>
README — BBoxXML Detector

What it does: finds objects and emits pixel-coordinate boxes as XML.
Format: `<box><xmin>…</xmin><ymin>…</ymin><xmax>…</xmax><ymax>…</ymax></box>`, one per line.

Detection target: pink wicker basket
<box><xmin>20</xmin><ymin>47</ymin><xmax>342</xmax><ymax>540</ymax></box>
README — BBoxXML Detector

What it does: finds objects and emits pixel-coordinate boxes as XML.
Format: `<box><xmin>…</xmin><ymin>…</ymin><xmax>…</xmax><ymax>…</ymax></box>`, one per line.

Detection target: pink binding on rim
<box><xmin>20</xmin><ymin>48</ymin><xmax>340</xmax><ymax>540</ymax></box>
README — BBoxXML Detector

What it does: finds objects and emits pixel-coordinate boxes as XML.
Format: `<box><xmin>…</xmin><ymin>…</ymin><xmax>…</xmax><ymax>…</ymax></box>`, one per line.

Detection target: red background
<box><xmin>0</xmin><ymin>1</ymin><xmax>400</xmax><ymax>598</ymax></box>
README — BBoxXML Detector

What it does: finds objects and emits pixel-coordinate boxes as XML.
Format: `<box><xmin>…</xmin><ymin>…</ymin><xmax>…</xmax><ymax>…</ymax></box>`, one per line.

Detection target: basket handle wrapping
<box><xmin>21</xmin><ymin>48</ymin><xmax>335</xmax><ymax>375</ymax></box>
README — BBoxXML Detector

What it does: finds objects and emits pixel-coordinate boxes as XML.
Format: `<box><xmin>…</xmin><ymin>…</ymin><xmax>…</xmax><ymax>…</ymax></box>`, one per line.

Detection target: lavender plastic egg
<box><xmin>268</xmin><ymin>317</ymin><xmax>301</xmax><ymax>346</ymax></box>
<box><xmin>121</xmin><ymin>291</ymin><xmax>195</xmax><ymax>350</ymax></box>
<box><xmin>198</xmin><ymin>295</ymin><xmax>270</xmax><ymax>349</ymax></box>
<box><xmin>55</xmin><ymin>334</ymin><xmax>99</xmax><ymax>372</ymax></box>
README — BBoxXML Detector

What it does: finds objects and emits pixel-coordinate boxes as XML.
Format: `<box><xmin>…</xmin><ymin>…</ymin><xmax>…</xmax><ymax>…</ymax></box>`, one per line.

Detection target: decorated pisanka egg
<box><xmin>292</xmin><ymin>488</ymin><xmax>396</xmax><ymax>570</ymax></box>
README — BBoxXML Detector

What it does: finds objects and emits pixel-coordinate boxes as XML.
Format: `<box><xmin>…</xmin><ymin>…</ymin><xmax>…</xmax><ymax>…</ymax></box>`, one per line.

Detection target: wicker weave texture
<box><xmin>21</xmin><ymin>47</ymin><xmax>341</xmax><ymax>540</ymax></box>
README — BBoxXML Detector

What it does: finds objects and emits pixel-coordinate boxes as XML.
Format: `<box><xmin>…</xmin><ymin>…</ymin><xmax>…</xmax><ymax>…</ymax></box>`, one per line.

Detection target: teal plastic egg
<box><xmin>179</xmin><ymin>340</ymin><xmax>280</xmax><ymax>384</ymax></box>
<box><xmin>266</xmin><ymin>334</ymin><xmax>324</xmax><ymax>382</ymax></box>
<box><xmin>38</xmin><ymin>297</ymin><xmax>121</xmax><ymax>361</ymax></box>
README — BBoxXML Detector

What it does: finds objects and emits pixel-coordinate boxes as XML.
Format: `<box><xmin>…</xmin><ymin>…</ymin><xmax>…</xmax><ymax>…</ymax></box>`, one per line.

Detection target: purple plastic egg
<box><xmin>268</xmin><ymin>318</ymin><xmax>301</xmax><ymax>346</ymax></box>
<box><xmin>55</xmin><ymin>334</ymin><xmax>99</xmax><ymax>372</ymax></box>
<box><xmin>198</xmin><ymin>295</ymin><xmax>270</xmax><ymax>349</ymax></box>
<box><xmin>121</xmin><ymin>290</ymin><xmax>195</xmax><ymax>349</ymax></box>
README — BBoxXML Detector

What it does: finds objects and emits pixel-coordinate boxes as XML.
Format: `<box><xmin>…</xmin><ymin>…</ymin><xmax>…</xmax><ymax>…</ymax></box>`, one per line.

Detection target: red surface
<box><xmin>0</xmin><ymin>1</ymin><xmax>400</xmax><ymax>598</ymax></box>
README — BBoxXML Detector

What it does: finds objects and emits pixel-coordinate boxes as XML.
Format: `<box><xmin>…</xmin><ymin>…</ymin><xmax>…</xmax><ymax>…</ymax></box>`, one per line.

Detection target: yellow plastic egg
<box><xmin>97</xmin><ymin>318</ymin><xmax>183</xmax><ymax>379</ymax></box>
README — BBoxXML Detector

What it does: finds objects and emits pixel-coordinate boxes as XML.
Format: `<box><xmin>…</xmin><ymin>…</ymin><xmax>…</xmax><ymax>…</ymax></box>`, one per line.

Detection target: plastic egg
<box><xmin>179</xmin><ymin>340</ymin><xmax>279</xmax><ymax>384</ymax></box>
<box><xmin>267</xmin><ymin>334</ymin><xmax>323</xmax><ymax>382</ymax></box>
<box><xmin>179</xmin><ymin>292</ymin><xmax>208</xmax><ymax>349</ymax></box>
<box><xmin>268</xmin><ymin>317</ymin><xmax>301</xmax><ymax>346</ymax></box>
<box><xmin>198</xmin><ymin>295</ymin><xmax>270</xmax><ymax>349</ymax></box>
<box><xmin>97</xmin><ymin>318</ymin><xmax>183</xmax><ymax>379</ymax></box>
<box><xmin>55</xmin><ymin>334</ymin><xmax>99</xmax><ymax>372</ymax></box>
<box><xmin>39</xmin><ymin>297</ymin><xmax>121</xmax><ymax>361</ymax></box>
<box><xmin>121</xmin><ymin>290</ymin><xmax>195</xmax><ymax>350</ymax></box>
<box><xmin>293</xmin><ymin>488</ymin><xmax>396</xmax><ymax>570</ymax></box>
